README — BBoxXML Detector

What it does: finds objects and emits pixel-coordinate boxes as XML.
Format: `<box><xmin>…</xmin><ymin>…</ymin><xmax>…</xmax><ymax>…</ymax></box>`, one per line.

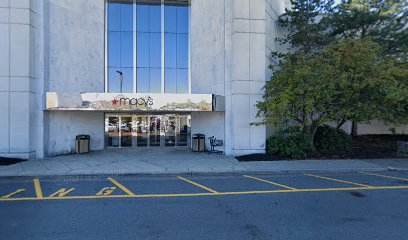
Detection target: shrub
<box><xmin>314</xmin><ymin>125</ymin><xmax>352</xmax><ymax>152</ymax></box>
<box><xmin>267</xmin><ymin>127</ymin><xmax>314</xmax><ymax>159</ymax></box>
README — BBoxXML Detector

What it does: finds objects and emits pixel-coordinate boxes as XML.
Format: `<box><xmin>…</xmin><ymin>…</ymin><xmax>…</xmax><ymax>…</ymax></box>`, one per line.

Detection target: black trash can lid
<box><xmin>193</xmin><ymin>134</ymin><xmax>205</xmax><ymax>138</ymax></box>
<box><xmin>76</xmin><ymin>135</ymin><xmax>90</xmax><ymax>140</ymax></box>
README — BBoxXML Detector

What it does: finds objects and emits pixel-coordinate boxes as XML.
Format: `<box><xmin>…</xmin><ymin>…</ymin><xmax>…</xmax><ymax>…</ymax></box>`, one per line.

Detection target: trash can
<box><xmin>192</xmin><ymin>134</ymin><xmax>205</xmax><ymax>152</ymax></box>
<box><xmin>76</xmin><ymin>135</ymin><xmax>90</xmax><ymax>154</ymax></box>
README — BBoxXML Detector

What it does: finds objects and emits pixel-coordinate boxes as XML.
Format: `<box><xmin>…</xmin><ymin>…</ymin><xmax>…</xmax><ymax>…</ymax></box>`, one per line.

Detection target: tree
<box><xmin>268</xmin><ymin>0</ymin><xmax>408</xmax><ymax>136</ymax></box>
<box><xmin>325</xmin><ymin>0</ymin><xmax>408</xmax><ymax>134</ymax></box>
<box><xmin>275</xmin><ymin>0</ymin><xmax>336</xmax><ymax>55</ymax></box>
<box><xmin>328</xmin><ymin>0</ymin><xmax>408</xmax><ymax>58</ymax></box>
<box><xmin>257</xmin><ymin>39</ymin><xmax>408</xmax><ymax>140</ymax></box>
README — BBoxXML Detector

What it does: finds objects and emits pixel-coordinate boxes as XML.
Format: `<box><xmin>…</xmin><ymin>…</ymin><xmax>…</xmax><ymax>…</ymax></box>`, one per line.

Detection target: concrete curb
<box><xmin>1</xmin><ymin>166</ymin><xmax>407</xmax><ymax>179</ymax></box>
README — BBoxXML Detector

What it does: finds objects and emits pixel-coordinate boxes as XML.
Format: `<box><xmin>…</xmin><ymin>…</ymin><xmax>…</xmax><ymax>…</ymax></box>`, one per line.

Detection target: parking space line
<box><xmin>1</xmin><ymin>189</ymin><xmax>26</xmax><ymax>199</ymax></box>
<box><xmin>304</xmin><ymin>173</ymin><xmax>373</xmax><ymax>187</ymax></box>
<box><xmin>33</xmin><ymin>178</ymin><xmax>43</xmax><ymax>199</ymax></box>
<box><xmin>0</xmin><ymin>185</ymin><xmax>407</xmax><ymax>202</ymax></box>
<box><xmin>177</xmin><ymin>176</ymin><xmax>219</xmax><ymax>194</ymax></box>
<box><xmin>359</xmin><ymin>172</ymin><xmax>408</xmax><ymax>182</ymax></box>
<box><xmin>243</xmin><ymin>175</ymin><xmax>297</xmax><ymax>190</ymax></box>
<box><xmin>49</xmin><ymin>188</ymin><xmax>75</xmax><ymax>198</ymax></box>
<box><xmin>108</xmin><ymin>177</ymin><xmax>136</xmax><ymax>196</ymax></box>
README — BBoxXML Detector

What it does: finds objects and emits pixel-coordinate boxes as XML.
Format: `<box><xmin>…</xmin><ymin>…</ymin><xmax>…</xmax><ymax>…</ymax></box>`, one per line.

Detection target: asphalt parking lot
<box><xmin>0</xmin><ymin>171</ymin><xmax>407</xmax><ymax>239</ymax></box>
<box><xmin>1</xmin><ymin>171</ymin><xmax>407</xmax><ymax>201</ymax></box>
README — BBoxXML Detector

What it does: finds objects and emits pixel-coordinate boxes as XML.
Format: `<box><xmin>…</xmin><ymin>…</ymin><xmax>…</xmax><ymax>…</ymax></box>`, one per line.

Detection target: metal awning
<box><xmin>45</xmin><ymin>92</ymin><xmax>225</xmax><ymax>112</ymax></box>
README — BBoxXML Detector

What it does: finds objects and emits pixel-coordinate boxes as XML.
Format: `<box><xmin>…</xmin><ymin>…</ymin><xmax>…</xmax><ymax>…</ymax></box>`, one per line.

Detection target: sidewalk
<box><xmin>0</xmin><ymin>148</ymin><xmax>407</xmax><ymax>177</ymax></box>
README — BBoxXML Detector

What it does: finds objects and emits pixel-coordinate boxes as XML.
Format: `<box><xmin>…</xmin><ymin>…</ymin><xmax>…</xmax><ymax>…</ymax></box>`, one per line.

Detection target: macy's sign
<box><xmin>112</xmin><ymin>97</ymin><xmax>154</xmax><ymax>107</ymax></box>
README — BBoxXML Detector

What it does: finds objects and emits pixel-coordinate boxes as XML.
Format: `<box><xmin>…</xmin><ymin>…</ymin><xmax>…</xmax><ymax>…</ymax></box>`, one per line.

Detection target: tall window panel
<box><xmin>164</xmin><ymin>2</ymin><xmax>189</xmax><ymax>93</ymax></box>
<box><xmin>106</xmin><ymin>0</ymin><xmax>190</xmax><ymax>94</ymax></box>
<box><xmin>107</xmin><ymin>0</ymin><xmax>135</xmax><ymax>93</ymax></box>
<box><xmin>136</xmin><ymin>1</ymin><xmax>162</xmax><ymax>93</ymax></box>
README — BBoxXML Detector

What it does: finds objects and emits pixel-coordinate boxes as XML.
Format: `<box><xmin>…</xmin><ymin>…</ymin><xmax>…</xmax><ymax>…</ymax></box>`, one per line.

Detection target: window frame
<box><xmin>104</xmin><ymin>0</ymin><xmax>191</xmax><ymax>94</ymax></box>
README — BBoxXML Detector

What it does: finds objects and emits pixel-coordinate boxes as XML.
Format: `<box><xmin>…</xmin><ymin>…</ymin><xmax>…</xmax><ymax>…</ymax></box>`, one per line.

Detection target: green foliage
<box><xmin>257</xmin><ymin>39</ymin><xmax>408</xmax><ymax>136</ymax></box>
<box><xmin>277</xmin><ymin>0</ymin><xmax>408</xmax><ymax>59</ymax></box>
<box><xmin>267</xmin><ymin>127</ymin><xmax>314</xmax><ymax>159</ymax></box>
<box><xmin>276</xmin><ymin>0</ymin><xmax>336</xmax><ymax>54</ymax></box>
<box><xmin>259</xmin><ymin>0</ymin><xmax>408</xmax><ymax>141</ymax></box>
<box><xmin>314</xmin><ymin>126</ymin><xmax>352</xmax><ymax>152</ymax></box>
<box><xmin>328</xmin><ymin>0</ymin><xmax>408</xmax><ymax>59</ymax></box>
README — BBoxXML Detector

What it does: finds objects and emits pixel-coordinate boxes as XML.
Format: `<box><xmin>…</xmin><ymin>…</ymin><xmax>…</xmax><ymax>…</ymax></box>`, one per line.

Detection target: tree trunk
<box><xmin>351</xmin><ymin>121</ymin><xmax>358</xmax><ymax>137</ymax></box>
<box><xmin>336</xmin><ymin>119</ymin><xmax>346</xmax><ymax>130</ymax></box>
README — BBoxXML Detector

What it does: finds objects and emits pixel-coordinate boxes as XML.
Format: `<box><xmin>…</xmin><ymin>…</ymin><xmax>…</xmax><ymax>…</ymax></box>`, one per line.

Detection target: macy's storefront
<box><xmin>0</xmin><ymin>0</ymin><xmax>272</xmax><ymax>159</ymax></box>
<box><xmin>46</xmin><ymin>92</ymin><xmax>224</xmax><ymax>150</ymax></box>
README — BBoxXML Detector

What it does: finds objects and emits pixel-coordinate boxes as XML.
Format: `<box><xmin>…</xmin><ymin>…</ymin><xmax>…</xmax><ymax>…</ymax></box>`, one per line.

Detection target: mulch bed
<box><xmin>236</xmin><ymin>135</ymin><xmax>408</xmax><ymax>162</ymax></box>
<box><xmin>0</xmin><ymin>158</ymin><xmax>26</xmax><ymax>166</ymax></box>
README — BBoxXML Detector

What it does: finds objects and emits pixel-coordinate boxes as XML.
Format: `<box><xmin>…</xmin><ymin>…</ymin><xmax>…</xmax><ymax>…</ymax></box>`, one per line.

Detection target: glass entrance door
<box><xmin>177</xmin><ymin>116</ymin><xmax>189</xmax><ymax>146</ymax></box>
<box><xmin>107</xmin><ymin>116</ymin><xmax>120</xmax><ymax>147</ymax></box>
<box><xmin>121</xmin><ymin>116</ymin><xmax>133</xmax><ymax>147</ymax></box>
<box><xmin>164</xmin><ymin>116</ymin><xmax>176</xmax><ymax>146</ymax></box>
<box><xmin>105</xmin><ymin>114</ymin><xmax>190</xmax><ymax>148</ymax></box>
<box><xmin>136</xmin><ymin>116</ymin><xmax>148</xmax><ymax>147</ymax></box>
<box><xmin>149</xmin><ymin>116</ymin><xmax>161</xmax><ymax>146</ymax></box>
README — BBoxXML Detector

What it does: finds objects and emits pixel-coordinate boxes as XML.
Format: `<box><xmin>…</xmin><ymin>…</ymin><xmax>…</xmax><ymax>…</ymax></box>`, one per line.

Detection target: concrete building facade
<box><xmin>0</xmin><ymin>0</ymin><xmax>291</xmax><ymax>159</ymax></box>
<box><xmin>1</xmin><ymin>0</ymin><xmax>404</xmax><ymax>160</ymax></box>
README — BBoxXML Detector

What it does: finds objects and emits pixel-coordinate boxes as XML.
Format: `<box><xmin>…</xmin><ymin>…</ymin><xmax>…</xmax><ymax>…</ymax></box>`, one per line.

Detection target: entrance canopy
<box><xmin>45</xmin><ymin>92</ymin><xmax>225</xmax><ymax>112</ymax></box>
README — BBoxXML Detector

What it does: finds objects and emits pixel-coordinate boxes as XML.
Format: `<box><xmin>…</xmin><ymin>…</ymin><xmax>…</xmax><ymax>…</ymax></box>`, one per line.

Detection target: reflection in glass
<box><xmin>165</xmin><ymin>116</ymin><xmax>176</xmax><ymax>146</ymax></box>
<box><xmin>121</xmin><ymin>117</ymin><xmax>133</xmax><ymax>147</ymax></box>
<box><xmin>107</xmin><ymin>0</ymin><xmax>134</xmax><ymax>93</ymax></box>
<box><xmin>164</xmin><ymin>34</ymin><xmax>177</xmax><ymax>68</ymax></box>
<box><xmin>150</xmin><ymin>116</ymin><xmax>161</xmax><ymax>146</ymax></box>
<box><xmin>136</xmin><ymin>2</ymin><xmax>162</xmax><ymax>93</ymax></box>
<box><xmin>164</xmin><ymin>3</ymin><xmax>189</xmax><ymax>93</ymax></box>
<box><xmin>165</xmin><ymin>69</ymin><xmax>177</xmax><ymax>93</ymax></box>
<box><xmin>177</xmin><ymin>116</ymin><xmax>188</xmax><ymax>146</ymax></box>
<box><xmin>107</xmin><ymin>1</ymin><xmax>190</xmax><ymax>94</ymax></box>
<box><xmin>136</xmin><ymin>116</ymin><xmax>148</xmax><ymax>147</ymax></box>
<box><xmin>107</xmin><ymin>117</ymin><xmax>119</xmax><ymax>147</ymax></box>
<box><xmin>105</xmin><ymin>114</ymin><xmax>191</xmax><ymax>148</ymax></box>
<box><xmin>177</xmin><ymin>69</ymin><xmax>188</xmax><ymax>93</ymax></box>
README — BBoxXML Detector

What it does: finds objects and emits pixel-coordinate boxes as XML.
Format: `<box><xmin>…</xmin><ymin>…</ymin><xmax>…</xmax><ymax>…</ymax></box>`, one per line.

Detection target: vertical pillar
<box><xmin>225</xmin><ymin>0</ymin><xmax>266</xmax><ymax>155</ymax></box>
<box><xmin>0</xmin><ymin>0</ymin><xmax>41</xmax><ymax>159</ymax></box>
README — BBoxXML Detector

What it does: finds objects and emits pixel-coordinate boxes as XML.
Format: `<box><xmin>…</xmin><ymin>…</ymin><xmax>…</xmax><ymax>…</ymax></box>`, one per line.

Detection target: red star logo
<box><xmin>112</xmin><ymin>99</ymin><xmax>118</xmax><ymax>105</ymax></box>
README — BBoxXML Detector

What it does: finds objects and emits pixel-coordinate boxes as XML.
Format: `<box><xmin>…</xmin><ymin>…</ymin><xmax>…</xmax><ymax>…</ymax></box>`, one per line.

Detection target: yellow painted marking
<box><xmin>0</xmin><ymin>185</ymin><xmax>407</xmax><ymax>202</ymax></box>
<box><xmin>360</xmin><ymin>172</ymin><xmax>408</xmax><ymax>182</ymax></box>
<box><xmin>33</xmin><ymin>178</ymin><xmax>43</xmax><ymax>199</ymax></box>
<box><xmin>1</xmin><ymin>189</ymin><xmax>26</xmax><ymax>199</ymax></box>
<box><xmin>49</xmin><ymin>188</ymin><xmax>75</xmax><ymax>198</ymax></box>
<box><xmin>96</xmin><ymin>187</ymin><xmax>117</xmax><ymax>196</ymax></box>
<box><xmin>304</xmin><ymin>173</ymin><xmax>372</xmax><ymax>187</ymax></box>
<box><xmin>107</xmin><ymin>177</ymin><xmax>136</xmax><ymax>196</ymax></box>
<box><xmin>177</xmin><ymin>176</ymin><xmax>219</xmax><ymax>194</ymax></box>
<box><xmin>243</xmin><ymin>175</ymin><xmax>297</xmax><ymax>190</ymax></box>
